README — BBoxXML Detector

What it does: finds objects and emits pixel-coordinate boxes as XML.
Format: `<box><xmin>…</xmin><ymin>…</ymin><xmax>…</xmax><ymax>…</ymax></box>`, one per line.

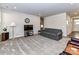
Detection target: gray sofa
<box><xmin>39</xmin><ymin>28</ymin><xmax>62</xmax><ymax>40</ymax></box>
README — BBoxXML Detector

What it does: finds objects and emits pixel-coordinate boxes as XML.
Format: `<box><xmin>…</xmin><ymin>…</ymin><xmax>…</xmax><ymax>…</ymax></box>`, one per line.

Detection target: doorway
<box><xmin>73</xmin><ymin>18</ymin><xmax>79</xmax><ymax>32</ymax></box>
<box><xmin>69</xmin><ymin>18</ymin><xmax>79</xmax><ymax>38</ymax></box>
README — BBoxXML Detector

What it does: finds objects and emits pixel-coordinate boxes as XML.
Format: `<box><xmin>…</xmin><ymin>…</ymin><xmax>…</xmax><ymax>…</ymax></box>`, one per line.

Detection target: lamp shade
<box><xmin>10</xmin><ymin>22</ymin><xmax>16</xmax><ymax>26</ymax></box>
<box><xmin>4</xmin><ymin>26</ymin><xmax>7</xmax><ymax>28</ymax></box>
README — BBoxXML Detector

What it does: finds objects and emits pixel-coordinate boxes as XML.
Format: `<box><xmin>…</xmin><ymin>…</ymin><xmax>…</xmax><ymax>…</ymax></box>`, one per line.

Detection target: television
<box><xmin>24</xmin><ymin>25</ymin><xmax>33</xmax><ymax>30</ymax></box>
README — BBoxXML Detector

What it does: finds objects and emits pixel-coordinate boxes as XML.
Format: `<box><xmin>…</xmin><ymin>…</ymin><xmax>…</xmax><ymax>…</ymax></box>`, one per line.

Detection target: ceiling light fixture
<box><xmin>14</xmin><ymin>6</ymin><xmax>16</xmax><ymax>9</ymax></box>
<box><xmin>70</xmin><ymin>3</ymin><xmax>74</xmax><ymax>5</ymax></box>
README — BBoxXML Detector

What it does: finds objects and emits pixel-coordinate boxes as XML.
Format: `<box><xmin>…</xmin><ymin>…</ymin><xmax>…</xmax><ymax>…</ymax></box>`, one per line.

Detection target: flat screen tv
<box><xmin>24</xmin><ymin>25</ymin><xmax>33</xmax><ymax>30</ymax></box>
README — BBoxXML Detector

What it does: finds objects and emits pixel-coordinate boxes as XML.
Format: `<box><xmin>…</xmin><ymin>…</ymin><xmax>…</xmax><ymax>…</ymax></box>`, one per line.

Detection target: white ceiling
<box><xmin>0</xmin><ymin>3</ymin><xmax>79</xmax><ymax>17</ymax></box>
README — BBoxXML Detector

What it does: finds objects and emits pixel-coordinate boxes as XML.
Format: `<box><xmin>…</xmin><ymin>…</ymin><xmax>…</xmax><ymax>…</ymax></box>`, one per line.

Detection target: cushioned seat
<box><xmin>60</xmin><ymin>37</ymin><xmax>79</xmax><ymax>55</ymax></box>
<box><xmin>69</xmin><ymin>37</ymin><xmax>79</xmax><ymax>47</ymax></box>
<box><xmin>39</xmin><ymin>28</ymin><xmax>62</xmax><ymax>40</ymax></box>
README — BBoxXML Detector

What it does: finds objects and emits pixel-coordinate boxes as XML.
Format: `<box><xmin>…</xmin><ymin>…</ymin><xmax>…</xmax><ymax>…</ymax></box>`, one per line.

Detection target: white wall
<box><xmin>44</xmin><ymin>13</ymin><xmax>67</xmax><ymax>36</ymax></box>
<box><xmin>0</xmin><ymin>9</ymin><xmax>1</xmax><ymax>34</ymax></box>
<box><xmin>2</xmin><ymin>10</ymin><xmax>40</xmax><ymax>39</ymax></box>
<box><xmin>0</xmin><ymin>9</ymin><xmax>3</xmax><ymax>35</ymax></box>
<box><xmin>66</xmin><ymin>14</ymin><xmax>73</xmax><ymax>35</ymax></box>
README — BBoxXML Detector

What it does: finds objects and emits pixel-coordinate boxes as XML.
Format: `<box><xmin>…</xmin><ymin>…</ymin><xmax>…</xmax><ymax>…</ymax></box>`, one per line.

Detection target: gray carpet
<box><xmin>0</xmin><ymin>35</ymin><xmax>70</xmax><ymax>55</ymax></box>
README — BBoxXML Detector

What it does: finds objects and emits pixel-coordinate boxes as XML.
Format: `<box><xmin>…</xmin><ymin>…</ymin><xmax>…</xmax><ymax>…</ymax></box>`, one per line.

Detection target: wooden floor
<box><xmin>68</xmin><ymin>31</ymin><xmax>79</xmax><ymax>38</ymax></box>
<box><xmin>0</xmin><ymin>35</ymin><xmax>70</xmax><ymax>55</ymax></box>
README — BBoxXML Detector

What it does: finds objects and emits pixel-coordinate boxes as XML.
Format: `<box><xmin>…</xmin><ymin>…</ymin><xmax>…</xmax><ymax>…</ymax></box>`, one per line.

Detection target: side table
<box><xmin>1</xmin><ymin>32</ymin><xmax>9</xmax><ymax>41</ymax></box>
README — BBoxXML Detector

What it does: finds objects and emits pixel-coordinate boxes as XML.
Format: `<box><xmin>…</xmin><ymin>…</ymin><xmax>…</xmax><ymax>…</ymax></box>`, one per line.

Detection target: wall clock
<box><xmin>25</xmin><ymin>18</ymin><xmax>30</xmax><ymax>23</ymax></box>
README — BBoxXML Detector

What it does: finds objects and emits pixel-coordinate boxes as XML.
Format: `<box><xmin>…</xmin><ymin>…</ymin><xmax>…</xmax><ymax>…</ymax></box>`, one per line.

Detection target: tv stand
<box><xmin>24</xmin><ymin>25</ymin><xmax>33</xmax><ymax>37</ymax></box>
<box><xmin>24</xmin><ymin>30</ymin><xmax>33</xmax><ymax>37</ymax></box>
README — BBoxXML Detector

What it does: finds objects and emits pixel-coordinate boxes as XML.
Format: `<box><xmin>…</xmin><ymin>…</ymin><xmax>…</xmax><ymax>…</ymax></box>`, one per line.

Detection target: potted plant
<box><xmin>3</xmin><ymin>26</ymin><xmax>7</xmax><ymax>32</ymax></box>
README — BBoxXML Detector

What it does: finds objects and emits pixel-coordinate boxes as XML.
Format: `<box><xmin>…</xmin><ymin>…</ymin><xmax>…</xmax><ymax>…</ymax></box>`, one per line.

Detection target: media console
<box><xmin>24</xmin><ymin>25</ymin><xmax>33</xmax><ymax>37</ymax></box>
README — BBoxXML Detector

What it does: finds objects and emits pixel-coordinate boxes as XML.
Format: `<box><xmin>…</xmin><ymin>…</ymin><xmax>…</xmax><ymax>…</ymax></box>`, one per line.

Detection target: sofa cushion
<box><xmin>41</xmin><ymin>31</ymin><xmax>57</xmax><ymax>36</ymax></box>
<box><xmin>70</xmin><ymin>37</ymin><xmax>79</xmax><ymax>46</ymax></box>
<box><xmin>45</xmin><ymin>28</ymin><xmax>62</xmax><ymax>33</ymax></box>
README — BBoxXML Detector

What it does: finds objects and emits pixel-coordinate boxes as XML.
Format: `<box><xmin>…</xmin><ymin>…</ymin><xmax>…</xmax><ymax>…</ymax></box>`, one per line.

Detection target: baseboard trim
<box><xmin>9</xmin><ymin>35</ymin><xmax>24</xmax><ymax>39</ymax></box>
<box><xmin>9</xmin><ymin>34</ymin><xmax>38</xmax><ymax>39</ymax></box>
